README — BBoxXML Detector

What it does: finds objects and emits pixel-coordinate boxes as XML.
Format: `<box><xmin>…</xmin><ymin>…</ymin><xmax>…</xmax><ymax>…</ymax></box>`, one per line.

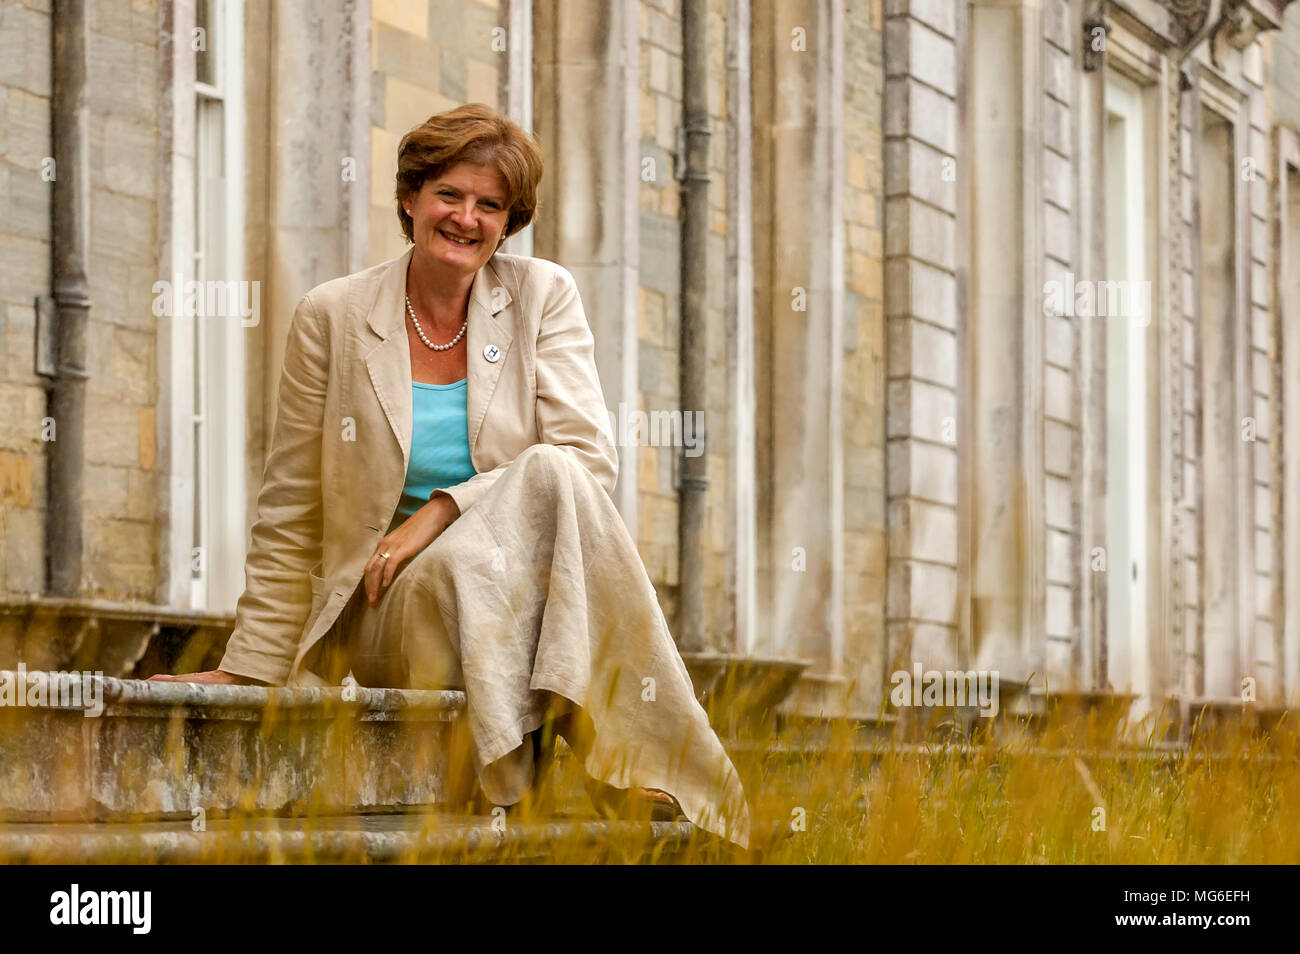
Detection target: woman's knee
<box><xmin>517</xmin><ymin>441</ymin><xmax>565</xmax><ymax>470</ymax></box>
<box><xmin>515</xmin><ymin>442</ymin><xmax>594</xmax><ymax>484</ymax></box>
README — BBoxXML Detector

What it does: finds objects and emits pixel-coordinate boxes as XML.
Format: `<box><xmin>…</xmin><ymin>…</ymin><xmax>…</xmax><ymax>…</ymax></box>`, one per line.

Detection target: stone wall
<box><xmin>368</xmin><ymin>0</ymin><xmax>507</xmax><ymax>268</ymax></box>
<box><xmin>883</xmin><ymin>0</ymin><xmax>962</xmax><ymax>684</ymax></box>
<box><xmin>634</xmin><ymin>0</ymin><xmax>689</xmax><ymax>631</ymax></box>
<box><xmin>842</xmin><ymin>0</ymin><xmax>886</xmax><ymax>711</ymax></box>
<box><xmin>0</xmin><ymin>0</ymin><xmax>162</xmax><ymax>601</ymax></box>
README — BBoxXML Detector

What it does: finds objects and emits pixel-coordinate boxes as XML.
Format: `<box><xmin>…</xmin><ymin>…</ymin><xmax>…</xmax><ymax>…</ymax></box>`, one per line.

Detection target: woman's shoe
<box><xmin>583</xmin><ymin>776</ymin><xmax>686</xmax><ymax>822</ymax></box>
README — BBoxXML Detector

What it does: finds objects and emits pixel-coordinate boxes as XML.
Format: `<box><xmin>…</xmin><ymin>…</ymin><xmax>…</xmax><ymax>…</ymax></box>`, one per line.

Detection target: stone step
<box><xmin>0</xmin><ymin>670</ymin><xmax>763</xmax><ymax>861</ymax></box>
<box><xmin>0</xmin><ymin>813</ymin><xmax>713</xmax><ymax>864</ymax></box>
<box><xmin>0</xmin><ymin>670</ymin><xmax>467</xmax><ymax>821</ymax></box>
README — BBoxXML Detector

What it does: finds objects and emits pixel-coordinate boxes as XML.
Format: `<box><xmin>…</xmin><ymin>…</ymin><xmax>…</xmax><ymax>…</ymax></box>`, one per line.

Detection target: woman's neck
<box><xmin>406</xmin><ymin>248</ymin><xmax>476</xmax><ymax>331</ymax></box>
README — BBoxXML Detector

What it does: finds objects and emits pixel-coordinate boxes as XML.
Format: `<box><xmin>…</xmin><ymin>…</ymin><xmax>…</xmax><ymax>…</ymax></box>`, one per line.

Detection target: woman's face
<box><xmin>405</xmin><ymin>161</ymin><xmax>510</xmax><ymax>278</ymax></box>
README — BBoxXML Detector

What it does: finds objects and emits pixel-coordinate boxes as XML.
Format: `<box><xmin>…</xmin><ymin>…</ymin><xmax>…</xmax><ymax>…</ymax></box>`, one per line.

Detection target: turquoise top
<box><xmin>393</xmin><ymin>378</ymin><xmax>477</xmax><ymax>522</ymax></box>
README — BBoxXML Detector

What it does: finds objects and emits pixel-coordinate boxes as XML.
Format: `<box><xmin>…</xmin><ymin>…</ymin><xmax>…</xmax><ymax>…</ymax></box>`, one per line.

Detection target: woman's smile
<box><xmin>439</xmin><ymin>230</ymin><xmax>478</xmax><ymax>246</ymax></box>
<box><xmin>406</xmin><ymin>161</ymin><xmax>511</xmax><ymax>278</ymax></box>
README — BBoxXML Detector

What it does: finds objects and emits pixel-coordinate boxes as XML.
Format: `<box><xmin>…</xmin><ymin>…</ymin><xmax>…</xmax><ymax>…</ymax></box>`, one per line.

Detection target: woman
<box><xmin>151</xmin><ymin>104</ymin><xmax>751</xmax><ymax>851</ymax></box>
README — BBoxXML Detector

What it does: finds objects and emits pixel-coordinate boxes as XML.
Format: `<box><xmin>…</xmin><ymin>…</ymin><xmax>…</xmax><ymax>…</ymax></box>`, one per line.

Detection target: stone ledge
<box><xmin>0</xmin><ymin>670</ymin><xmax>466</xmax><ymax>720</ymax></box>
<box><xmin>0</xmin><ymin>598</ymin><xmax>237</xmax><ymax>678</ymax></box>
<box><xmin>102</xmin><ymin>674</ymin><xmax>464</xmax><ymax>720</ymax></box>
<box><xmin>0</xmin><ymin>814</ymin><xmax>709</xmax><ymax>864</ymax></box>
<box><xmin>0</xmin><ymin>672</ymin><xmax>469</xmax><ymax>821</ymax></box>
<box><xmin>0</xmin><ymin>597</ymin><xmax>236</xmax><ymax>628</ymax></box>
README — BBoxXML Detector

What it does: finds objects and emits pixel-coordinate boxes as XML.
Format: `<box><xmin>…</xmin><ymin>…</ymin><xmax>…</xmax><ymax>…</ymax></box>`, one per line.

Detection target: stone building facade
<box><xmin>1</xmin><ymin>0</ymin><xmax>1297</xmax><ymax>731</ymax></box>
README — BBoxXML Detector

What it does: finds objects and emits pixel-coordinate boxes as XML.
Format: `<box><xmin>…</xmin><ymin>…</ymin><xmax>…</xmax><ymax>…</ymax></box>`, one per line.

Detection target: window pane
<box><xmin>196</xmin><ymin>0</ymin><xmax>217</xmax><ymax>87</ymax></box>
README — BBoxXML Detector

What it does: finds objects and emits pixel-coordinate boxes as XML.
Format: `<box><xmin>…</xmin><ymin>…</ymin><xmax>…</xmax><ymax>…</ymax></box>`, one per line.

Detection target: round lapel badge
<box><xmin>483</xmin><ymin>343</ymin><xmax>501</xmax><ymax>363</ymax></box>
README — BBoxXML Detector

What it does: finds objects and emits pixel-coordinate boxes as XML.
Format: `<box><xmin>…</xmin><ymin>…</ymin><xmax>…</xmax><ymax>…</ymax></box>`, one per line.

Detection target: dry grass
<box><xmin>720</xmin><ymin>706</ymin><xmax>1300</xmax><ymax>864</ymax></box>
<box><xmin>2</xmin><ymin>699</ymin><xmax>1296</xmax><ymax>864</ymax></box>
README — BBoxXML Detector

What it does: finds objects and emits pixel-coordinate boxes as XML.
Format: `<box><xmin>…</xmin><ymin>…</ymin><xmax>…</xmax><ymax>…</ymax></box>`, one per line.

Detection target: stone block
<box><xmin>1043</xmin><ymin>40</ymin><xmax>1071</xmax><ymax>103</ymax></box>
<box><xmin>3</xmin><ymin>506</ymin><xmax>42</xmax><ymax>593</ymax></box>
<box><xmin>884</xmin><ymin>16</ymin><xmax>956</xmax><ymax>98</ymax></box>
<box><xmin>0</xmin><ymin>675</ymin><xmax>466</xmax><ymax>820</ymax></box>
<box><xmin>884</xmin><ymin>195</ymin><xmax>955</xmax><ymax>269</ymax></box>
<box><xmin>1044</xmin><ymin>363</ymin><xmax>1073</xmax><ymax>424</ymax></box>
<box><xmin>1044</xmin><ymin>94</ymin><xmax>1071</xmax><ymax>158</ymax></box>
<box><xmin>885</xmin><ymin>79</ymin><xmax>956</xmax><ymax>155</ymax></box>
<box><xmin>883</xmin><ymin>0</ymin><xmax>955</xmax><ymax>39</ymax></box>
<box><xmin>84</xmin><ymin>399</ymin><xmax>140</xmax><ymax>468</ymax></box>
<box><xmin>0</xmin><ymin>3</ymin><xmax>50</xmax><ymax>98</ymax></box>
<box><xmin>383</xmin><ymin>76</ymin><xmax>457</xmax><ymax>141</ymax></box>
<box><xmin>1044</xmin><ymin>201</ymin><xmax>1072</xmax><ymax>264</ymax></box>
<box><xmin>884</xmin><ymin>136</ymin><xmax>956</xmax><ymax>213</ymax></box>
<box><xmin>87</xmin><ymin>31</ymin><xmax>154</xmax><ymax>125</ymax></box>
<box><xmin>374</xmin><ymin>0</ymin><xmax>428</xmax><ymax>36</ymax></box>
<box><xmin>1044</xmin><ymin>313</ymin><xmax>1074</xmax><ymax>367</ymax></box>
<box><xmin>96</xmin><ymin>114</ymin><xmax>156</xmax><ymax>200</ymax></box>
<box><xmin>887</xmin><ymin>558</ymin><xmax>958</xmax><ymax>625</ymax></box>
<box><xmin>89</xmin><ymin>189</ymin><xmax>154</xmax><ymax>263</ymax></box>
<box><xmin>1046</xmin><ymin>582</ymin><xmax>1073</xmax><ymax>637</ymax></box>
<box><xmin>0</xmin><ymin>450</ymin><xmax>33</xmax><ymax>506</ymax></box>
<box><xmin>1043</xmin><ymin>0</ymin><xmax>1072</xmax><ymax>51</ymax></box>
<box><xmin>465</xmin><ymin>55</ymin><xmax>500</xmax><ymax>108</ymax></box>
<box><xmin>1046</xmin><ymin>527</ymin><xmax>1073</xmax><ymax>584</ymax></box>
<box><xmin>1044</xmin><ymin>419</ymin><xmax>1072</xmax><ymax>476</ymax></box>
<box><xmin>1254</xmin><ymin>529</ymin><xmax>1272</xmax><ymax>574</ymax></box>
<box><xmin>639</xmin><ymin>210</ymin><xmax>680</xmax><ymax>294</ymax></box>
<box><xmin>2</xmin><ymin>88</ymin><xmax>51</xmax><ymax>174</ymax></box>
<box><xmin>1043</xmin><ymin>146</ymin><xmax>1072</xmax><ymax>212</ymax></box>
<box><xmin>884</xmin><ymin>257</ymin><xmax>956</xmax><ymax>327</ymax></box>
<box><xmin>440</xmin><ymin>47</ymin><xmax>467</xmax><ymax>102</ymax></box>
<box><xmin>887</xmin><ymin>497</ymin><xmax>957</xmax><ymax>564</ymax></box>
<box><xmin>886</xmin><ymin>377</ymin><xmax>955</xmax><ymax>442</ymax></box>
<box><xmin>887</xmin><ymin>438</ymin><xmax>957</xmax><ymax>505</ymax></box>
<box><xmin>887</xmin><ymin>315</ymin><xmax>956</xmax><ymax>386</ymax></box>
<box><xmin>1045</xmin><ymin>473</ymin><xmax>1072</xmax><ymax>529</ymax></box>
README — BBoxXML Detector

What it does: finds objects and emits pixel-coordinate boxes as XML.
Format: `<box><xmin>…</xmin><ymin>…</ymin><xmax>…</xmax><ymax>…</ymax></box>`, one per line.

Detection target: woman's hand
<box><xmin>364</xmin><ymin>493</ymin><xmax>460</xmax><ymax>606</ymax></box>
<box><xmin>147</xmin><ymin>670</ymin><xmax>262</xmax><ymax>685</ymax></box>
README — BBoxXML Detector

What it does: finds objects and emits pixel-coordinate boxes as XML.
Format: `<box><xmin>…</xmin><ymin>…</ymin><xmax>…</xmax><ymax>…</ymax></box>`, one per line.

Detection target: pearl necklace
<box><xmin>406</xmin><ymin>294</ymin><xmax>467</xmax><ymax>351</ymax></box>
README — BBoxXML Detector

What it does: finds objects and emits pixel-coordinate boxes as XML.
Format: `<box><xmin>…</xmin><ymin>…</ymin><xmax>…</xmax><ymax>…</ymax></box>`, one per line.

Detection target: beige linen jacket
<box><xmin>218</xmin><ymin>246</ymin><xmax>619</xmax><ymax>687</ymax></box>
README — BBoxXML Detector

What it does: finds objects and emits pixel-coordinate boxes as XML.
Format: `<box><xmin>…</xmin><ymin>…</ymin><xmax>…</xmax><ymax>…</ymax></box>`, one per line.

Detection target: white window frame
<box><xmin>1102</xmin><ymin>70</ymin><xmax>1153</xmax><ymax>704</ymax></box>
<box><xmin>178</xmin><ymin>0</ymin><xmax>247</xmax><ymax>612</ymax></box>
<box><xmin>1190</xmin><ymin>64</ymin><xmax>1254</xmax><ymax>701</ymax></box>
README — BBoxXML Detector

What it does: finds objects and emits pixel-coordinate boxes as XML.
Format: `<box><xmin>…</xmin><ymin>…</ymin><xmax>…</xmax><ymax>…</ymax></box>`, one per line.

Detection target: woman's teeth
<box><xmin>441</xmin><ymin>231</ymin><xmax>476</xmax><ymax>245</ymax></box>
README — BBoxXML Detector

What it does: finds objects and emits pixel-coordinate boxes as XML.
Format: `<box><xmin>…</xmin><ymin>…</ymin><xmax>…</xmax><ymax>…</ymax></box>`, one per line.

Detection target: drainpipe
<box><xmin>677</xmin><ymin>0</ymin><xmax>710</xmax><ymax>653</ymax></box>
<box><xmin>45</xmin><ymin>0</ymin><xmax>90</xmax><ymax>596</ymax></box>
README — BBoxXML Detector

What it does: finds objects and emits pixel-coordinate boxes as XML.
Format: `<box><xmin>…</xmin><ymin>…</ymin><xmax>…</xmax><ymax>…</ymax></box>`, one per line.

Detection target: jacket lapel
<box><xmin>466</xmin><ymin>257</ymin><xmax>515</xmax><ymax>454</ymax></box>
<box><xmin>361</xmin><ymin>247</ymin><xmax>516</xmax><ymax>469</ymax></box>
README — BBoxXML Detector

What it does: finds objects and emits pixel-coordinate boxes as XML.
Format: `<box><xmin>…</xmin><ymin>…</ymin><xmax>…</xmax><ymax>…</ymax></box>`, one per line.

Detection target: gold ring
<box><xmin>380</xmin><ymin>552</ymin><xmax>391</xmax><ymax>560</ymax></box>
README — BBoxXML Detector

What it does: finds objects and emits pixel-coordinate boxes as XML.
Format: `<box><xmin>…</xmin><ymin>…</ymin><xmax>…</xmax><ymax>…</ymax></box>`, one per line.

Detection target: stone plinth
<box><xmin>0</xmin><ymin>672</ymin><xmax>466</xmax><ymax>821</ymax></box>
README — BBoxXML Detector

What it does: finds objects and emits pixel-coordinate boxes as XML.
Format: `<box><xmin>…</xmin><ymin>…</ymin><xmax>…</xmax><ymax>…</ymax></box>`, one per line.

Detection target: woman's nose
<box><xmin>451</xmin><ymin>201</ymin><xmax>477</xmax><ymax>230</ymax></box>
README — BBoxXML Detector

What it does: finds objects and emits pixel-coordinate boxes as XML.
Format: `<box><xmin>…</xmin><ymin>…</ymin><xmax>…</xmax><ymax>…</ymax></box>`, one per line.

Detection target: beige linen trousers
<box><xmin>218</xmin><ymin>246</ymin><xmax>751</xmax><ymax>850</ymax></box>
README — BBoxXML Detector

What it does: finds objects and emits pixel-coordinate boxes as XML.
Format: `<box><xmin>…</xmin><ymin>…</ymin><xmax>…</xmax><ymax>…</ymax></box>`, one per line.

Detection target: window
<box><xmin>1102</xmin><ymin>71</ymin><xmax>1152</xmax><ymax>698</ymax></box>
<box><xmin>1197</xmin><ymin>103</ymin><xmax>1242</xmax><ymax>697</ymax></box>
<box><xmin>189</xmin><ymin>0</ymin><xmax>247</xmax><ymax>611</ymax></box>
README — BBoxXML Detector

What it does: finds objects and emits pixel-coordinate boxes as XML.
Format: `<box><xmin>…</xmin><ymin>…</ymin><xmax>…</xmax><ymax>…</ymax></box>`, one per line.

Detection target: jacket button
<box><xmin>483</xmin><ymin>343</ymin><xmax>501</xmax><ymax>363</ymax></box>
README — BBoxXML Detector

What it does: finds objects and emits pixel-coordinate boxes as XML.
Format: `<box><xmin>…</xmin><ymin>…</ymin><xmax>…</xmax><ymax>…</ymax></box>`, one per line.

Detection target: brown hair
<box><xmin>394</xmin><ymin>103</ymin><xmax>544</xmax><ymax>246</ymax></box>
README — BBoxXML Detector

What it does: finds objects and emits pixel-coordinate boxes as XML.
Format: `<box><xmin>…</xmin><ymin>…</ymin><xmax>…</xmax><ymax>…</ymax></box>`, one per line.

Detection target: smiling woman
<box><xmin>147</xmin><ymin>103</ymin><xmax>753</xmax><ymax>851</ymax></box>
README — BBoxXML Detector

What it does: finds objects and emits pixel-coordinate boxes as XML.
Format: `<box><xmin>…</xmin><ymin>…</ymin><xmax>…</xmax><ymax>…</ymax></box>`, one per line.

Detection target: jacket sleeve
<box><xmin>218</xmin><ymin>292</ymin><xmax>328</xmax><ymax>686</ymax></box>
<box><xmin>438</xmin><ymin>263</ymin><xmax>618</xmax><ymax>515</ymax></box>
